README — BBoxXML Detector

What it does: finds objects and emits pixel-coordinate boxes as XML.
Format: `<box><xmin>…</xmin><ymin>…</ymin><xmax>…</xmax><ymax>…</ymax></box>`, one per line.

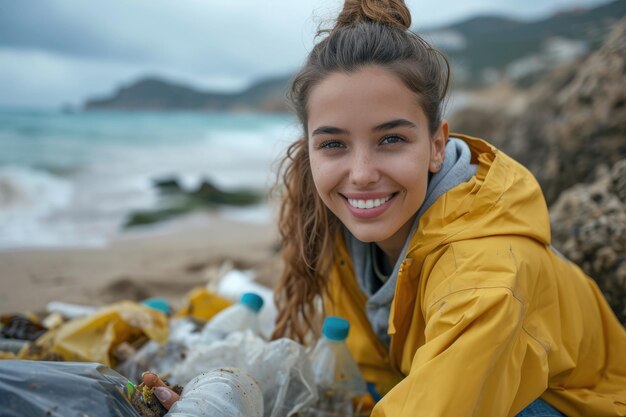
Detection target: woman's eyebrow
<box><xmin>311</xmin><ymin>126</ymin><xmax>348</xmax><ymax>136</ymax></box>
<box><xmin>373</xmin><ymin>118</ymin><xmax>416</xmax><ymax>131</ymax></box>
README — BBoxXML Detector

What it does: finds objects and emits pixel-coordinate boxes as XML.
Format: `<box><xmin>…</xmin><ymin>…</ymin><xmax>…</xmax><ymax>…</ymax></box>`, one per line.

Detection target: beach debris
<box><xmin>23</xmin><ymin>301</ymin><xmax>169</xmax><ymax>367</ymax></box>
<box><xmin>142</xmin><ymin>297</ymin><xmax>172</xmax><ymax>316</ymax></box>
<box><xmin>306</xmin><ymin>317</ymin><xmax>369</xmax><ymax>416</ymax></box>
<box><xmin>0</xmin><ymin>338</ymin><xmax>29</xmax><ymax>355</ymax></box>
<box><xmin>0</xmin><ymin>268</ymin><xmax>314</xmax><ymax>416</ymax></box>
<box><xmin>117</xmin><ymin>318</ymin><xmax>199</xmax><ymax>383</ymax></box>
<box><xmin>41</xmin><ymin>312</ymin><xmax>65</xmax><ymax>330</ymax></box>
<box><xmin>46</xmin><ymin>301</ymin><xmax>99</xmax><ymax>319</ymax></box>
<box><xmin>118</xmin><ymin>292</ymin><xmax>263</xmax><ymax>383</ymax></box>
<box><xmin>215</xmin><ymin>269</ymin><xmax>277</xmax><ymax>338</ymax></box>
<box><xmin>1</xmin><ymin>314</ymin><xmax>47</xmax><ymax>341</ymax></box>
<box><xmin>0</xmin><ymin>360</ymin><xmax>141</xmax><ymax>417</ymax></box>
<box><xmin>174</xmin><ymin>288</ymin><xmax>232</xmax><ymax>322</ymax></box>
<box><xmin>200</xmin><ymin>292</ymin><xmax>264</xmax><ymax>345</ymax></box>
<box><xmin>169</xmin><ymin>330</ymin><xmax>317</xmax><ymax>417</ymax></box>
<box><xmin>167</xmin><ymin>368</ymin><xmax>263</xmax><ymax>417</ymax></box>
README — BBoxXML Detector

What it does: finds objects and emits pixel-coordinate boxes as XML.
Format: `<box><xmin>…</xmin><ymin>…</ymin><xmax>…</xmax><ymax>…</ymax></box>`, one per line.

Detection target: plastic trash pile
<box><xmin>0</xmin><ymin>269</ymin><xmax>374</xmax><ymax>417</ymax></box>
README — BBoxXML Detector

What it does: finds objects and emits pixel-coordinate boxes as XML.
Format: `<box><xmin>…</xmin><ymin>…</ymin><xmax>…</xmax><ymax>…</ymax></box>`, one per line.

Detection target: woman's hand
<box><xmin>141</xmin><ymin>371</ymin><xmax>181</xmax><ymax>410</ymax></box>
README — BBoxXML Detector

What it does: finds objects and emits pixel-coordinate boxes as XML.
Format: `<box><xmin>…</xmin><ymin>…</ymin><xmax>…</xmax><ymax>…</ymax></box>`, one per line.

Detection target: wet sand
<box><xmin>0</xmin><ymin>212</ymin><xmax>280</xmax><ymax>315</ymax></box>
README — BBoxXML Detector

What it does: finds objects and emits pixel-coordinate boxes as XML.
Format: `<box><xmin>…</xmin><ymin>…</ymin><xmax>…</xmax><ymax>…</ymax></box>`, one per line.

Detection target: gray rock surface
<box><xmin>550</xmin><ymin>160</ymin><xmax>626</xmax><ymax>324</ymax></box>
<box><xmin>452</xmin><ymin>16</ymin><xmax>626</xmax><ymax>205</ymax></box>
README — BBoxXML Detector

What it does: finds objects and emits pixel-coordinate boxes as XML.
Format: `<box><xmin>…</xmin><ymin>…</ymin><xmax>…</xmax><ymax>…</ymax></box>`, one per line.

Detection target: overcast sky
<box><xmin>0</xmin><ymin>0</ymin><xmax>611</xmax><ymax>108</ymax></box>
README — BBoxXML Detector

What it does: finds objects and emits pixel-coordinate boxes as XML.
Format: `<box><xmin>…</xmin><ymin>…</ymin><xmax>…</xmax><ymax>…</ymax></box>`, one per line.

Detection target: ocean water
<box><xmin>0</xmin><ymin>108</ymin><xmax>299</xmax><ymax>249</ymax></box>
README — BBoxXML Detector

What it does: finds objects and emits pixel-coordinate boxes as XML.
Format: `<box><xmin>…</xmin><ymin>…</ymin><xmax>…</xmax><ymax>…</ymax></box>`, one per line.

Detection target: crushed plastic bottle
<box><xmin>305</xmin><ymin>316</ymin><xmax>368</xmax><ymax>417</ymax></box>
<box><xmin>166</xmin><ymin>367</ymin><xmax>263</xmax><ymax>417</ymax></box>
<box><xmin>200</xmin><ymin>292</ymin><xmax>264</xmax><ymax>344</ymax></box>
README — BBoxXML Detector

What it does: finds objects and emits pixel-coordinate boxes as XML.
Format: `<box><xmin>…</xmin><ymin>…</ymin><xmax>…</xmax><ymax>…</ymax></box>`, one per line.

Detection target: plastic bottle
<box><xmin>199</xmin><ymin>292</ymin><xmax>264</xmax><ymax>344</ymax></box>
<box><xmin>166</xmin><ymin>367</ymin><xmax>263</xmax><ymax>417</ymax></box>
<box><xmin>306</xmin><ymin>316</ymin><xmax>368</xmax><ymax>417</ymax></box>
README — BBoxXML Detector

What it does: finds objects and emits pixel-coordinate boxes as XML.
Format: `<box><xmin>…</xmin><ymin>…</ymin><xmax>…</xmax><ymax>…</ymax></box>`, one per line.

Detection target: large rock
<box><xmin>451</xmin><ymin>16</ymin><xmax>626</xmax><ymax>205</ymax></box>
<box><xmin>550</xmin><ymin>159</ymin><xmax>626</xmax><ymax>324</ymax></box>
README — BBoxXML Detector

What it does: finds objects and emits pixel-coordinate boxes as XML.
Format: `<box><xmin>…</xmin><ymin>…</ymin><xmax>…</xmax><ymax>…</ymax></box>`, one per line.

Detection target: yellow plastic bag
<box><xmin>21</xmin><ymin>301</ymin><xmax>168</xmax><ymax>367</ymax></box>
<box><xmin>175</xmin><ymin>287</ymin><xmax>232</xmax><ymax>322</ymax></box>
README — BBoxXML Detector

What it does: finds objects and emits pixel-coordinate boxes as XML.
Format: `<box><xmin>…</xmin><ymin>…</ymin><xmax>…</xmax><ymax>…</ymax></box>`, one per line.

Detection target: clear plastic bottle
<box><xmin>306</xmin><ymin>316</ymin><xmax>368</xmax><ymax>417</ymax></box>
<box><xmin>166</xmin><ymin>367</ymin><xmax>263</xmax><ymax>417</ymax></box>
<box><xmin>200</xmin><ymin>292</ymin><xmax>264</xmax><ymax>344</ymax></box>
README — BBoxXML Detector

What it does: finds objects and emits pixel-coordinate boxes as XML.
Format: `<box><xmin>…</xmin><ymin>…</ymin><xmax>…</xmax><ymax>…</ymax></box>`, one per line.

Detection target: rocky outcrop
<box><xmin>124</xmin><ymin>177</ymin><xmax>264</xmax><ymax>227</ymax></box>
<box><xmin>550</xmin><ymin>159</ymin><xmax>626</xmax><ymax>324</ymax></box>
<box><xmin>451</xmin><ymin>16</ymin><xmax>626</xmax><ymax>205</ymax></box>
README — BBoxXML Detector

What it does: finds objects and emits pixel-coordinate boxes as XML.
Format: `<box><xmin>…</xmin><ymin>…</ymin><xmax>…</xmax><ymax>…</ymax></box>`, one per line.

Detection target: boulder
<box><xmin>550</xmin><ymin>159</ymin><xmax>626</xmax><ymax>324</ymax></box>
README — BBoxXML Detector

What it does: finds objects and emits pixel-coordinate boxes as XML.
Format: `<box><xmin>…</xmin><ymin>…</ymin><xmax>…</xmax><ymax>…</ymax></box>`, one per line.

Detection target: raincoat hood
<box><xmin>410</xmin><ymin>134</ymin><xmax>550</xmax><ymax>254</ymax></box>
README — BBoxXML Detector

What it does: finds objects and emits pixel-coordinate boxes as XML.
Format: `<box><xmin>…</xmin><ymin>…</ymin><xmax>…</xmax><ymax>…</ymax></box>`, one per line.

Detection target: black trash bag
<box><xmin>0</xmin><ymin>360</ymin><xmax>140</xmax><ymax>417</ymax></box>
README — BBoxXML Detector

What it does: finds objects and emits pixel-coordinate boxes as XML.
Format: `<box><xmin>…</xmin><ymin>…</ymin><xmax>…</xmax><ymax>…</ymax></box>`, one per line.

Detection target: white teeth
<box><xmin>347</xmin><ymin>195</ymin><xmax>392</xmax><ymax>209</ymax></box>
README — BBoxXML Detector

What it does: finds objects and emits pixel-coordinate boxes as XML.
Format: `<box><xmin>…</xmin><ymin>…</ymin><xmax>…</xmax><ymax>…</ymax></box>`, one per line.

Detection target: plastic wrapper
<box><xmin>171</xmin><ymin>330</ymin><xmax>317</xmax><ymax>417</ymax></box>
<box><xmin>23</xmin><ymin>301</ymin><xmax>169</xmax><ymax>367</ymax></box>
<box><xmin>1</xmin><ymin>314</ymin><xmax>47</xmax><ymax>340</ymax></box>
<box><xmin>174</xmin><ymin>287</ymin><xmax>232</xmax><ymax>322</ymax></box>
<box><xmin>0</xmin><ymin>360</ymin><xmax>139</xmax><ymax>417</ymax></box>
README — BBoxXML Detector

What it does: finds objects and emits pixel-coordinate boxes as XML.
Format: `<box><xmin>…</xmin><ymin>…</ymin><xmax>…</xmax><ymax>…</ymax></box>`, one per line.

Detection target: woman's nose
<box><xmin>349</xmin><ymin>150</ymin><xmax>380</xmax><ymax>186</ymax></box>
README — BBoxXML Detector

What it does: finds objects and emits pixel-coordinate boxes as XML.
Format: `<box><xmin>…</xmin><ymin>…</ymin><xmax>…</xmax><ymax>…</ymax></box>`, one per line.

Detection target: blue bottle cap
<box><xmin>322</xmin><ymin>316</ymin><xmax>350</xmax><ymax>341</ymax></box>
<box><xmin>240</xmin><ymin>292</ymin><xmax>264</xmax><ymax>313</ymax></box>
<box><xmin>142</xmin><ymin>297</ymin><xmax>171</xmax><ymax>315</ymax></box>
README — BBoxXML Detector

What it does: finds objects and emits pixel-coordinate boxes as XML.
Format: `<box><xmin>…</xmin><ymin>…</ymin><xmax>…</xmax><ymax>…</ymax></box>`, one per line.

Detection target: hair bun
<box><xmin>335</xmin><ymin>0</ymin><xmax>412</xmax><ymax>30</ymax></box>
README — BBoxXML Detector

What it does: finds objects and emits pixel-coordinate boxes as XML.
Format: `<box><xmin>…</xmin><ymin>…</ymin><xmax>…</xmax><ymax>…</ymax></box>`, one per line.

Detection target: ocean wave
<box><xmin>0</xmin><ymin>165</ymin><xmax>73</xmax><ymax>214</ymax></box>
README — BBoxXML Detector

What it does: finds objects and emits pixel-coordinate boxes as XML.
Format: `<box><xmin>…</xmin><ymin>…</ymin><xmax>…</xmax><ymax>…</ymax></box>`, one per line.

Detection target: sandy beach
<box><xmin>0</xmin><ymin>212</ymin><xmax>281</xmax><ymax>315</ymax></box>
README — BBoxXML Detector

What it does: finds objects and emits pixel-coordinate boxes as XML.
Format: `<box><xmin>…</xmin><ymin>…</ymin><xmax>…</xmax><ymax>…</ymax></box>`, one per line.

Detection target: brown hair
<box><xmin>272</xmin><ymin>0</ymin><xmax>451</xmax><ymax>343</ymax></box>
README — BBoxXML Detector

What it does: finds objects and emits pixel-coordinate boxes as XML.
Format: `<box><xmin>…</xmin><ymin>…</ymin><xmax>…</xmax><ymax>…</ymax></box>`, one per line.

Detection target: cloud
<box><xmin>0</xmin><ymin>48</ymin><xmax>255</xmax><ymax>108</ymax></box>
<box><xmin>0</xmin><ymin>0</ymin><xmax>333</xmax><ymax>78</ymax></box>
<box><xmin>0</xmin><ymin>0</ymin><xmax>611</xmax><ymax>108</ymax></box>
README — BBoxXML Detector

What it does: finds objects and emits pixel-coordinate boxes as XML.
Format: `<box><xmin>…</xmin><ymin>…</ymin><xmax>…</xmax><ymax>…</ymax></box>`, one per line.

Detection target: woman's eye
<box><xmin>319</xmin><ymin>140</ymin><xmax>344</xmax><ymax>149</ymax></box>
<box><xmin>380</xmin><ymin>135</ymin><xmax>404</xmax><ymax>145</ymax></box>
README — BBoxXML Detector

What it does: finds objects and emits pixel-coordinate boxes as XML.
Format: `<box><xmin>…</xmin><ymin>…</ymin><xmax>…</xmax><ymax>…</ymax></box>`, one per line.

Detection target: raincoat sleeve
<box><xmin>373</xmin><ymin>286</ymin><xmax>544</xmax><ymax>417</ymax></box>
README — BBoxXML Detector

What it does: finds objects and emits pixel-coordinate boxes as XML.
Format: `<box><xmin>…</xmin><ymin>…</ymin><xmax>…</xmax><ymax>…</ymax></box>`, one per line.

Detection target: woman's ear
<box><xmin>429</xmin><ymin>120</ymin><xmax>449</xmax><ymax>173</ymax></box>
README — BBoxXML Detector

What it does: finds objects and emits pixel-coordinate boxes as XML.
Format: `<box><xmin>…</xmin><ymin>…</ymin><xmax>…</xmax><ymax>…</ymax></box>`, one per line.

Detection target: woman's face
<box><xmin>307</xmin><ymin>66</ymin><xmax>447</xmax><ymax>261</ymax></box>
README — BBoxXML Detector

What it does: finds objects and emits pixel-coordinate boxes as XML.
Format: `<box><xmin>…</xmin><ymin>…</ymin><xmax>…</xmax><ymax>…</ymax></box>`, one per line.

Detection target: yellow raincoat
<box><xmin>325</xmin><ymin>134</ymin><xmax>626</xmax><ymax>417</ymax></box>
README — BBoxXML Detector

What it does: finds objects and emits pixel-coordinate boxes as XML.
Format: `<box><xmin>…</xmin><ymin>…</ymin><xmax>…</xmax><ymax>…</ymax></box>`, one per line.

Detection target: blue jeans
<box><xmin>516</xmin><ymin>398</ymin><xmax>566</xmax><ymax>417</ymax></box>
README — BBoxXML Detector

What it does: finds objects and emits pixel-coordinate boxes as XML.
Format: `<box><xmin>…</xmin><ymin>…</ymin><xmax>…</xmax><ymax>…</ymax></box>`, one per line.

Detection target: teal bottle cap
<box><xmin>322</xmin><ymin>316</ymin><xmax>350</xmax><ymax>341</ymax></box>
<box><xmin>142</xmin><ymin>297</ymin><xmax>171</xmax><ymax>315</ymax></box>
<box><xmin>240</xmin><ymin>292</ymin><xmax>264</xmax><ymax>313</ymax></box>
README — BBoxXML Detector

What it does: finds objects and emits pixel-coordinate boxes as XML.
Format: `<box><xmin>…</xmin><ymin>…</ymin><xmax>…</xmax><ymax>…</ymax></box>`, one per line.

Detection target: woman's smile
<box><xmin>341</xmin><ymin>192</ymin><xmax>397</xmax><ymax>219</ymax></box>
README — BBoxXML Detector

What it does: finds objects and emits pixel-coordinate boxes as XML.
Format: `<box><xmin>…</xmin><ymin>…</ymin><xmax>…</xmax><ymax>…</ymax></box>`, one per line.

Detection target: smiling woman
<box><xmin>270</xmin><ymin>1</ymin><xmax>626</xmax><ymax>417</ymax></box>
<box><xmin>307</xmin><ymin>67</ymin><xmax>447</xmax><ymax>263</ymax></box>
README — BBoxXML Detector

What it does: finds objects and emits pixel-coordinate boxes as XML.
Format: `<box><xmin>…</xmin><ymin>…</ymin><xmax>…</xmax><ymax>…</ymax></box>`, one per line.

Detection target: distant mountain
<box><xmin>422</xmin><ymin>0</ymin><xmax>626</xmax><ymax>87</ymax></box>
<box><xmin>83</xmin><ymin>0</ymin><xmax>625</xmax><ymax>112</ymax></box>
<box><xmin>84</xmin><ymin>75</ymin><xmax>291</xmax><ymax>112</ymax></box>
